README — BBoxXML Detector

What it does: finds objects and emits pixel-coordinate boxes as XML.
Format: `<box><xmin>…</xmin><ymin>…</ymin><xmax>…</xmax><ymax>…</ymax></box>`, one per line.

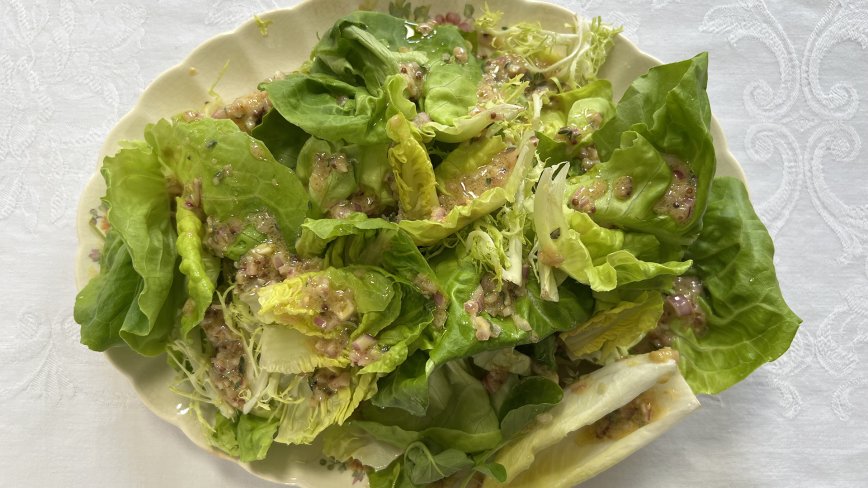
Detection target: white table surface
<box><xmin>2</xmin><ymin>0</ymin><xmax>867</xmax><ymax>486</ymax></box>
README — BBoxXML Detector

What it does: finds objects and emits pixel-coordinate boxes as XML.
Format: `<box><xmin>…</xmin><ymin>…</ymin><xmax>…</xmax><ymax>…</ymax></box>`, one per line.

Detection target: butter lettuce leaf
<box><xmin>77</xmin><ymin>141</ymin><xmax>182</xmax><ymax>355</ymax></box>
<box><xmin>673</xmin><ymin>177</ymin><xmax>801</xmax><ymax>394</ymax></box>
<box><xmin>560</xmin><ymin>290</ymin><xmax>664</xmax><ymax>363</ymax></box>
<box><xmin>75</xmin><ymin>229</ymin><xmax>144</xmax><ymax>351</ymax></box>
<box><xmin>588</xmin><ymin>53</ymin><xmax>715</xmax><ymax>243</ymax></box>
<box><xmin>311</xmin><ymin>11</ymin><xmax>426</xmax><ymax>92</ymax></box>
<box><xmin>296</xmin><ymin>216</ymin><xmax>441</xmax><ymax>300</ymax></box>
<box><xmin>534</xmin><ymin>164</ymin><xmax>690</xmax><ymax>297</ymax></box>
<box><xmin>427</xmin><ymin>249</ymin><xmax>593</xmax><ymax>365</ymax></box>
<box><xmin>275</xmin><ymin>372</ymin><xmax>377</xmax><ymax>445</ymax></box>
<box><xmin>370</xmin><ymin>350</ymin><xmax>431</xmax><ymax>415</ymax></box>
<box><xmin>358</xmin><ymin>360</ymin><xmax>502</xmax><ymax>453</ymax></box>
<box><xmin>386</xmin><ymin>113</ymin><xmax>440</xmax><ymax>220</ymax></box>
<box><xmin>399</xmin><ymin>132</ymin><xmax>536</xmax><ymax>246</ymax></box>
<box><xmin>210</xmin><ymin>413</ymin><xmax>280</xmax><ymax>462</ymax></box>
<box><xmin>264</xmin><ymin>73</ymin><xmax>392</xmax><ymax>145</ymax></box>
<box><xmin>539</xmin><ymin>80</ymin><xmax>615</xmax><ymax>140</ymax></box>
<box><xmin>322</xmin><ymin>423</ymin><xmax>407</xmax><ymax>471</ymax></box>
<box><xmin>86</xmin><ymin>117</ymin><xmax>307</xmax><ymax>347</ymax></box>
<box><xmin>296</xmin><ymin>137</ymin><xmax>360</xmax><ymax>216</ymax></box>
<box><xmin>360</xmin><ymin>290</ymin><xmax>435</xmax><ymax>375</ymax></box>
<box><xmin>416</xmin><ymin>25</ymin><xmax>481</xmax><ymax>126</ymax></box>
<box><xmin>259</xmin><ymin>325</ymin><xmax>350</xmax><ymax>374</ymax></box>
<box><xmin>175</xmin><ymin>201</ymin><xmax>218</xmax><ymax>336</ymax></box>
<box><xmin>146</xmin><ymin>118</ymin><xmax>309</xmax><ymax>246</ymax></box>
<box><xmin>250</xmin><ymin>109</ymin><xmax>310</xmax><ymax>169</ymax></box>
<box><xmin>257</xmin><ymin>266</ymin><xmax>395</xmax><ymax>338</ymax></box>
<box><xmin>497</xmin><ymin>376</ymin><xmax>563</xmax><ymax>440</ymax></box>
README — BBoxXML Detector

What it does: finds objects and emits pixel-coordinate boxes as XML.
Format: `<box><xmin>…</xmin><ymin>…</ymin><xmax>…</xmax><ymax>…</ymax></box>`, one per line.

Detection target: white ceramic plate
<box><xmin>75</xmin><ymin>0</ymin><xmax>747</xmax><ymax>485</ymax></box>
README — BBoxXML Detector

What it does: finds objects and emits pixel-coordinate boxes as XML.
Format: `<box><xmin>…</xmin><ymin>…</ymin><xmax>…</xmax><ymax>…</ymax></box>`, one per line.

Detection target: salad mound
<box><xmin>74</xmin><ymin>5</ymin><xmax>800</xmax><ymax>487</ymax></box>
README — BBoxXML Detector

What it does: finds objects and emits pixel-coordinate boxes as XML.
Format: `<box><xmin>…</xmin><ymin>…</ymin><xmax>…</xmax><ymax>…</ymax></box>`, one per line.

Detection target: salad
<box><xmin>74</xmin><ymin>4</ymin><xmax>801</xmax><ymax>488</ymax></box>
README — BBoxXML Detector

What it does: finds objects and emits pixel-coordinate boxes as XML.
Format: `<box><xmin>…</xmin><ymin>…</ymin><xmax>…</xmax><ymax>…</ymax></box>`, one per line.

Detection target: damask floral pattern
<box><xmin>1</xmin><ymin>0</ymin><xmax>865</xmax><ymax>487</ymax></box>
<box><xmin>700</xmin><ymin>0</ymin><xmax>868</xmax><ymax>422</ymax></box>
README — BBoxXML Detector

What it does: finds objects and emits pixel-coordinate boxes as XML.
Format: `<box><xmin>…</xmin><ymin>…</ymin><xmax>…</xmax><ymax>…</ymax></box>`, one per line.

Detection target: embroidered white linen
<box><xmin>1</xmin><ymin>0</ymin><xmax>866</xmax><ymax>487</ymax></box>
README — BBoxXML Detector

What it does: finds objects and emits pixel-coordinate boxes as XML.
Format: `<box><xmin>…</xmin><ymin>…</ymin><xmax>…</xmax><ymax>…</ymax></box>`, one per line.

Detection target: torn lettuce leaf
<box><xmin>295</xmin><ymin>137</ymin><xmax>360</xmax><ymax>216</ymax></box>
<box><xmin>210</xmin><ymin>413</ymin><xmax>280</xmax><ymax>462</ymax></box>
<box><xmin>427</xmin><ymin>249</ymin><xmax>593</xmax><ymax>366</ymax></box>
<box><xmin>419</xmin><ymin>104</ymin><xmax>524</xmax><ymax>144</ymax></box>
<box><xmin>539</xmin><ymin>80</ymin><xmax>615</xmax><ymax>141</ymax></box>
<box><xmin>99</xmin><ymin>141</ymin><xmax>179</xmax><ymax>354</ymax></box>
<box><xmin>672</xmin><ymin>177</ymin><xmax>801</xmax><ymax>394</ymax></box>
<box><xmin>311</xmin><ymin>11</ymin><xmax>427</xmax><ymax>92</ymax></box>
<box><xmin>399</xmin><ymin>131</ymin><xmax>536</xmax><ymax>246</ymax></box>
<box><xmin>274</xmin><ymin>372</ymin><xmax>378</xmax><ymax>445</ymax></box>
<box><xmin>533</xmin><ymin>164</ymin><xmax>691</xmax><ymax>297</ymax></box>
<box><xmin>369</xmin><ymin>350</ymin><xmax>432</xmax><ymax>415</ymax></box>
<box><xmin>259</xmin><ymin>325</ymin><xmax>349</xmax><ymax>373</ymax></box>
<box><xmin>250</xmin><ymin>109</ymin><xmax>310</xmax><ymax>169</ymax></box>
<box><xmin>256</xmin><ymin>266</ymin><xmax>395</xmax><ymax>338</ymax></box>
<box><xmin>404</xmin><ymin>443</ymin><xmax>475</xmax><ymax>485</ymax></box>
<box><xmin>263</xmin><ymin>73</ymin><xmax>393</xmax><ymax>145</ymax></box>
<box><xmin>588</xmin><ymin>53</ymin><xmax>716</xmax><ymax>243</ymax></box>
<box><xmin>294</xmin><ymin>137</ymin><xmax>395</xmax><ymax>218</ymax></box>
<box><xmin>560</xmin><ymin>290</ymin><xmax>664</xmax><ymax>364</ymax></box>
<box><xmin>536</xmin><ymin>80</ymin><xmax>616</xmax><ymax>169</ymax></box>
<box><xmin>146</xmin><ymin>118</ymin><xmax>309</xmax><ymax>246</ymax></box>
<box><xmin>496</xmin><ymin>376</ymin><xmax>563</xmax><ymax>440</ymax></box>
<box><xmin>175</xmin><ymin>201</ymin><xmax>219</xmax><ymax>336</ymax></box>
<box><xmin>474</xmin><ymin>10</ymin><xmax>619</xmax><ymax>89</ymax></box>
<box><xmin>358</xmin><ymin>360</ymin><xmax>502</xmax><ymax>453</ymax></box>
<box><xmin>417</xmin><ymin>35</ymin><xmax>481</xmax><ymax>126</ymax></box>
<box><xmin>75</xmin><ymin>229</ymin><xmax>148</xmax><ymax>351</ymax></box>
<box><xmin>295</xmin><ymin>216</ymin><xmax>439</xmax><ymax>289</ymax></box>
<box><xmin>433</xmin><ymin>135</ymin><xmax>508</xmax><ymax>193</ymax></box>
<box><xmin>359</xmin><ymin>289</ymin><xmax>436</xmax><ymax>375</ymax></box>
<box><xmin>321</xmin><ymin>423</ymin><xmax>406</xmax><ymax>471</ymax></box>
<box><xmin>386</xmin><ymin>113</ymin><xmax>441</xmax><ymax>220</ymax></box>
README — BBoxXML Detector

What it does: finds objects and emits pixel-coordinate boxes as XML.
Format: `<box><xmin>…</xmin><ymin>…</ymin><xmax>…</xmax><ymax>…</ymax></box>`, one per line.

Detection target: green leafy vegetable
<box><xmin>96</xmin><ymin>140</ymin><xmax>179</xmax><ymax>354</ymax></box>
<box><xmin>370</xmin><ymin>351</ymin><xmax>431</xmax><ymax>415</ymax></box>
<box><xmin>264</xmin><ymin>73</ymin><xmax>393</xmax><ymax>145</ymax></box>
<box><xmin>275</xmin><ymin>372</ymin><xmax>377</xmax><ymax>445</ymax></box>
<box><xmin>399</xmin><ymin>132</ymin><xmax>536</xmax><ymax>245</ymax></box>
<box><xmin>404</xmin><ymin>443</ymin><xmax>474</xmax><ymax>485</ymax></box>
<box><xmin>210</xmin><ymin>413</ymin><xmax>280</xmax><ymax>462</ymax></box>
<box><xmin>672</xmin><ymin>177</ymin><xmax>801</xmax><ymax>393</ymax></box>
<box><xmin>175</xmin><ymin>201</ymin><xmax>218</xmax><ymax>336</ymax></box>
<box><xmin>560</xmin><ymin>290</ymin><xmax>664</xmax><ymax>363</ymax></box>
<box><xmin>497</xmin><ymin>376</ymin><xmax>563</xmax><ymax>440</ymax></box>
<box><xmin>147</xmin><ymin>118</ymin><xmax>309</xmax><ymax>246</ymax></box>
<box><xmin>534</xmin><ymin>164</ymin><xmax>690</xmax><ymax>297</ymax></box>
<box><xmin>428</xmin><ymin>250</ymin><xmax>593</xmax><ymax>365</ymax></box>
<box><xmin>311</xmin><ymin>11</ymin><xmax>425</xmax><ymax>92</ymax></box>
<box><xmin>359</xmin><ymin>360</ymin><xmax>502</xmax><ymax>453</ymax></box>
<box><xmin>75</xmin><ymin>230</ymin><xmax>146</xmax><ymax>351</ymax></box>
<box><xmin>74</xmin><ymin>8</ymin><xmax>800</xmax><ymax>484</ymax></box>
<box><xmin>250</xmin><ymin>109</ymin><xmax>310</xmax><ymax>168</ymax></box>
<box><xmin>588</xmin><ymin>53</ymin><xmax>716</xmax><ymax>243</ymax></box>
<box><xmin>386</xmin><ymin>113</ymin><xmax>440</xmax><ymax>220</ymax></box>
<box><xmin>257</xmin><ymin>266</ymin><xmax>395</xmax><ymax>337</ymax></box>
<box><xmin>322</xmin><ymin>423</ymin><xmax>406</xmax><ymax>471</ymax></box>
<box><xmin>296</xmin><ymin>137</ymin><xmax>360</xmax><ymax>215</ymax></box>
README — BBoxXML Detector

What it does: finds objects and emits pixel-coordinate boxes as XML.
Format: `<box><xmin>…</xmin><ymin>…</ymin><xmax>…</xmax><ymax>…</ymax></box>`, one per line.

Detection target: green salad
<box><xmin>75</xmin><ymin>5</ymin><xmax>800</xmax><ymax>487</ymax></box>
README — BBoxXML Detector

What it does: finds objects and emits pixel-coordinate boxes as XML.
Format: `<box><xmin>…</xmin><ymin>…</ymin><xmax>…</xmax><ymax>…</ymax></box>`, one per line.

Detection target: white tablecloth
<box><xmin>2</xmin><ymin>0</ymin><xmax>866</xmax><ymax>486</ymax></box>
